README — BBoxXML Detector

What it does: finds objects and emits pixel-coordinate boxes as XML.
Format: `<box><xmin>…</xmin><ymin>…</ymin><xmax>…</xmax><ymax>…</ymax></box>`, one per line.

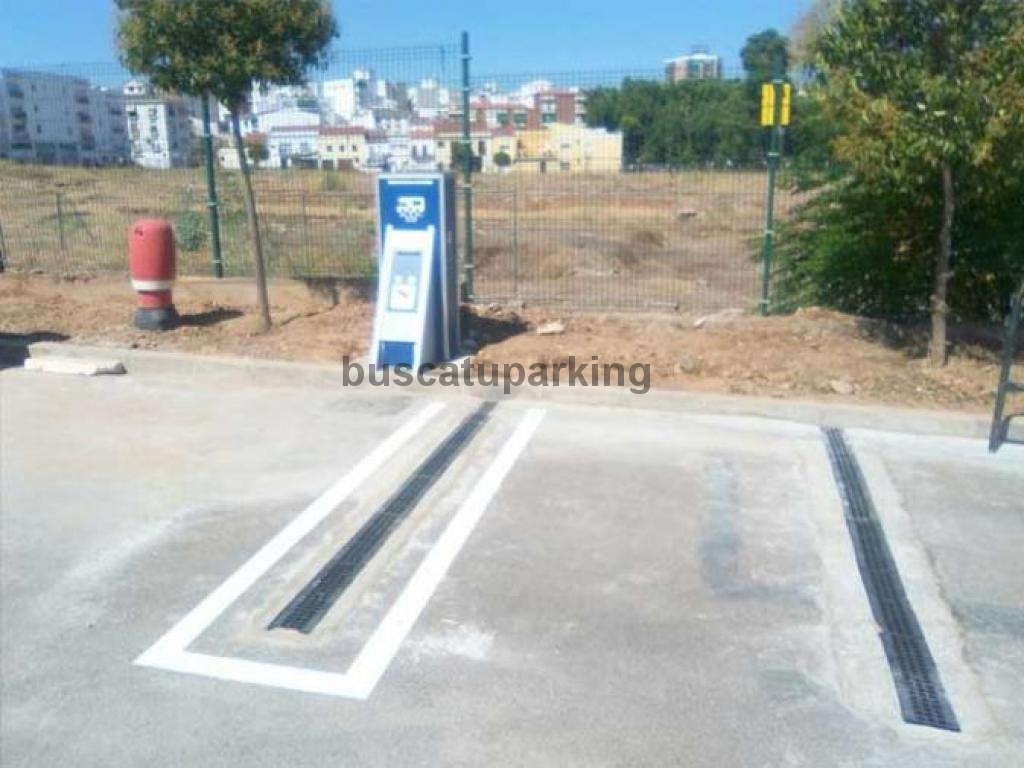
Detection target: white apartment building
<box><xmin>268</xmin><ymin>125</ymin><xmax>319</xmax><ymax>168</ymax></box>
<box><xmin>321</xmin><ymin>78</ymin><xmax>357</xmax><ymax>123</ymax></box>
<box><xmin>248</xmin><ymin>83</ymin><xmax>317</xmax><ymax>115</ymax></box>
<box><xmin>240</xmin><ymin>106</ymin><xmax>320</xmax><ymax>137</ymax></box>
<box><xmin>89</xmin><ymin>88</ymin><xmax>130</xmax><ymax>165</ymax></box>
<box><xmin>124</xmin><ymin>80</ymin><xmax>194</xmax><ymax>169</ymax></box>
<box><xmin>664</xmin><ymin>52</ymin><xmax>723</xmax><ymax>82</ymax></box>
<box><xmin>0</xmin><ymin>68</ymin><xmax>130</xmax><ymax>165</ymax></box>
<box><xmin>409</xmin><ymin>78</ymin><xmax>450</xmax><ymax>120</ymax></box>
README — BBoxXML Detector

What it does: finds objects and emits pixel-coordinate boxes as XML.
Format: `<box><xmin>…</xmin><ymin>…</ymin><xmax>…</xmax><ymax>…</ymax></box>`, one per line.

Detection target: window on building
<box><xmin>513</xmin><ymin>113</ymin><xmax>527</xmax><ymax>128</ymax></box>
<box><xmin>326</xmin><ymin>145</ymin><xmax>333</xmax><ymax>152</ymax></box>
<box><xmin>351</xmin><ymin>145</ymin><xmax>357</xmax><ymax>152</ymax></box>
<box><xmin>542</xmin><ymin>113</ymin><xmax>556</xmax><ymax>124</ymax></box>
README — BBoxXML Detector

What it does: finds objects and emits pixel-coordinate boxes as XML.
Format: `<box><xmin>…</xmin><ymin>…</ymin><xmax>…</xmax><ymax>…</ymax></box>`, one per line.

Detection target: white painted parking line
<box><xmin>345</xmin><ymin>407</ymin><xmax>546</xmax><ymax>697</ymax></box>
<box><xmin>136</xmin><ymin>405</ymin><xmax>546</xmax><ymax>700</ymax></box>
<box><xmin>136</xmin><ymin>401</ymin><xmax>445</xmax><ymax>666</ymax></box>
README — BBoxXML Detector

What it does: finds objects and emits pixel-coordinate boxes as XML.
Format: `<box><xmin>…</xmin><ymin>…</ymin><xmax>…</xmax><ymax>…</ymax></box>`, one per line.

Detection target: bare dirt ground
<box><xmin>2</xmin><ymin>273</ymin><xmax>1018</xmax><ymax>413</ymax></box>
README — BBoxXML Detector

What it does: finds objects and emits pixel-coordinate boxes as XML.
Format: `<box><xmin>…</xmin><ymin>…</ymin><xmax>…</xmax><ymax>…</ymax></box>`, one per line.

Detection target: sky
<box><xmin>0</xmin><ymin>0</ymin><xmax>810</xmax><ymax>76</ymax></box>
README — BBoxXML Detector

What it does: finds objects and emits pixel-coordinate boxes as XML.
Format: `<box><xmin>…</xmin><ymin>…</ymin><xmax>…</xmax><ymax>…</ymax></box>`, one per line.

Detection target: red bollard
<box><xmin>128</xmin><ymin>219</ymin><xmax>178</xmax><ymax>331</ymax></box>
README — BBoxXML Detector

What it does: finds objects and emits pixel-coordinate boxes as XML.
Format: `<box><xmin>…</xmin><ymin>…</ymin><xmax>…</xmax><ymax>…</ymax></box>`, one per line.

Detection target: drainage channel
<box><xmin>268</xmin><ymin>401</ymin><xmax>497</xmax><ymax>634</ymax></box>
<box><xmin>823</xmin><ymin>427</ymin><xmax>960</xmax><ymax>732</ymax></box>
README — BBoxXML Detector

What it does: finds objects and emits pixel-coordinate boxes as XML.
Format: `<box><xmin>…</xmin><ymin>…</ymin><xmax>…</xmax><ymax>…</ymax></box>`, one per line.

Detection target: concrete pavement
<box><xmin>1</xmin><ymin>363</ymin><xmax>1021</xmax><ymax>766</ymax></box>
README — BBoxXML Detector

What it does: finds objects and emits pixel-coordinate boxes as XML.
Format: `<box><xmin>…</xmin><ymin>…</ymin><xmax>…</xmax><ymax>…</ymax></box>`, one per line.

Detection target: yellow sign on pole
<box><xmin>760</xmin><ymin>83</ymin><xmax>775</xmax><ymax>127</ymax></box>
<box><xmin>761</xmin><ymin>82</ymin><xmax>792</xmax><ymax>127</ymax></box>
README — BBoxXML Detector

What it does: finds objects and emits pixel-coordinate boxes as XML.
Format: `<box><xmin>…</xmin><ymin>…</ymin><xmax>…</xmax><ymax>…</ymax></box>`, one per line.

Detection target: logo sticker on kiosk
<box><xmin>371</xmin><ymin>174</ymin><xmax>460</xmax><ymax>370</ymax></box>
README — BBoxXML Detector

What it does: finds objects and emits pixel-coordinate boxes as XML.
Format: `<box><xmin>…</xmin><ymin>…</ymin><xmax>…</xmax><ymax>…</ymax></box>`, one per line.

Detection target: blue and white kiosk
<box><xmin>371</xmin><ymin>173</ymin><xmax>460</xmax><ymax>369</ymax></box>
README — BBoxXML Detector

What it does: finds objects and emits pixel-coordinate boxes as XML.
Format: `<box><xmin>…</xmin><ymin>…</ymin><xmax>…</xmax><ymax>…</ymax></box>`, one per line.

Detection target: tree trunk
<box><xmin>929</xmin><ymin>163</ymin><xmax>954</xmax><ymax>367</ymax></box>
<box><xmin>231</xmin><ymin>111</ymin><xmax>272</xmax><ymax>332</ymax></box>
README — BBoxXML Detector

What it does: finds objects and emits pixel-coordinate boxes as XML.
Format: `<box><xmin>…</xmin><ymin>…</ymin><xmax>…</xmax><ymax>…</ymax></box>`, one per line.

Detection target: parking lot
<box><xmin>1</xmin><ymin>363</ymin><xmax>1022</xmax><ymax>767</ymax></box>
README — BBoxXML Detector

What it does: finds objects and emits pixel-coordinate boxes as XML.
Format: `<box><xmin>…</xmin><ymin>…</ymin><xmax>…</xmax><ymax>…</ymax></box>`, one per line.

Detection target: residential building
<box><xmin>409</xmin><ymin>78</ymin><xmax>449</xmax><ymax>120</ymax></box>
<box><xmin>318</xmin><ymin>126</ymin><xmax>368</xmax><ymax>170</ymax></box>
<box><xmin>434</xmin><ymin>120</ymin><xmax>516</xmax><ymax>173</ymax></box>
<box><xmin>268</xmin><ymin>125</ymin><xmax>319</xmax><ymax>168</ymax></box>
<box><xmin>249</xmin><ymin>83</ymin><xmax>317</xmax><ymax>115</ymax></box>
<box><xmin>408</xmin><ymin>127</ymin><xmax>439</xmax><ymax>171</ymax></box>
<box><xmin>0</xmin><ymin>68</ymin><xmax>109</xmax><ymax>164</ymax></box>
<box><xmin>535</xmin><ymin>89</ymin><xmax>586</xmax><ymax>126</ymax></box>
<box><xmin>457</xmin><ymin>89</ymin><xmax>586</xmax><ymax>132</ymax></box>
<box><xmin>321</xmin><ymin>78</ymin><xmax>357</xmax><ymax>122</ymax></box>
<box><xmin>123</xmin><ymin>79</ymin><xmax>194</xmax><ymax>168</ymax></box>
<box><xmin>89</xmin><ymin>88</ymin><xmax>130</xmax><ymax>165</ymax></box>
<box><xmin>240</xmin><ymin>106</ymin><xmax>320</xmax><ymax>137</ymax></box>
<box><xmin>515</xmin><ymin>124</ymin><xmax>622</xmax><ymax>173</ymax></box>
<box><xmin>664</xmin><ymin>52</ymin><xmax>723</xmax><ymax>82</ymax></box>
<box><xmin>353</xmin><ymin>69</ymin><xmax>381</xmax><ymax>111</ymax></box>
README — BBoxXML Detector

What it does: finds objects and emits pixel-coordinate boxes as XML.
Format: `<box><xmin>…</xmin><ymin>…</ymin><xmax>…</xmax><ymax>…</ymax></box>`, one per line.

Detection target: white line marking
<box><xmin>345</xmin><ymin>407</ymin><xmax>546</xmax><ymax>697</ymax></box>
<box><xmin>135</xmin><ymin>406</ymin><xmax>545</xmax><ymax>701</ymax></box>
<box><xmin>136</xmin><ymin>401</ymin><xmax>445</xmax><ymax>666</ymax></box>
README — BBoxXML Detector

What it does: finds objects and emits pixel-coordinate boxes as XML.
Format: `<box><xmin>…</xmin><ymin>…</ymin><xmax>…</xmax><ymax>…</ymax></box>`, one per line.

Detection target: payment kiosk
<box><xmin>371</xmin><ymin>173</ymin><xmax>460</xmax><ymax>368</ymax></box>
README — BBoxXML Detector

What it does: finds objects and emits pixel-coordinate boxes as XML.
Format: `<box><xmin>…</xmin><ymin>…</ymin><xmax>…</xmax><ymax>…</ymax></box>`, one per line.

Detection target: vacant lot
<box><xmin>0</xmin><ymin>161</ymin><xmax>785</xmax><ymax>312</ymax></box>
<box><xmin>1</xmin><ymin>273</ymin><xmax>1017</xmax><ymax>413</ymax></box>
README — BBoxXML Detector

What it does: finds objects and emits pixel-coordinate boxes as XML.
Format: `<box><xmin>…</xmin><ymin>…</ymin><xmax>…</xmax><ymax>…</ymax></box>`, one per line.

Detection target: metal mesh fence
<box><xmin>0</xmin><ymin>42</ymin><xmax>789</xmax><ymax>313</ymax></box>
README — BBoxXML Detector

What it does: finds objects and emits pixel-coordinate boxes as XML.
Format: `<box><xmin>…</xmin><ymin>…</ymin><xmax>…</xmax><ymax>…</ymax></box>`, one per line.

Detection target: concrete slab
<box><xmin>1</xmin><ymin>366</ymin><xmax>1021</xmax><ymax>767</ymax></box>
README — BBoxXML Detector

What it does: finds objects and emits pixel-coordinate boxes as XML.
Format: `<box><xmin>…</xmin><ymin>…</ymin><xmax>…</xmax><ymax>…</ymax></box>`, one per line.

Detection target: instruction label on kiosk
<box><xmin>372</xmin><ymin>173</ymin><xmax>459</xmax><ymax>369</ymax></box>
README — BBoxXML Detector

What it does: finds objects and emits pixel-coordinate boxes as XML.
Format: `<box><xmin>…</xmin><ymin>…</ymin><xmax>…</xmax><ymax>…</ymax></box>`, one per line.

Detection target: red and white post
<box><xmin>128</xmin><ymin>219</ymin><xmax>178</xmax><ymax>331</ymax></box>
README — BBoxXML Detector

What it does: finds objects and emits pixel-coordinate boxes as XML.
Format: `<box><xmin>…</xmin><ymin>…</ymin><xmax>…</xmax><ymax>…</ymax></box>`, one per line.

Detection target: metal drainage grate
<box><xmin>823</xmin><ymin>427</ymin><xmax>960</xmax><ymax>732</ymax></box>
<box><xmin>268</xmin><ymin>401</ymin><xmax>497</xmax><ymax>634</ymax></box>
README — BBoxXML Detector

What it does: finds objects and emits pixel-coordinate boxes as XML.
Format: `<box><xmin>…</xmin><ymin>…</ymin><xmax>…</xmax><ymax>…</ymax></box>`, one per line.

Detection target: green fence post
<box><xmin>201</xmin><ymin>96</ymin><xmax>225</xmax><ymax>278</ymax></box>
<box><xmin>460</xmin><ymin>30</ymin><xmax>475</xmax><ymax>300</ymax></box>
<box><xmin>55</xmin><ymin>192</ymin><xmax>67</xmax><ymax>262</ymax></box>
<box><xmin>989</xmin><ymin>284</ymin><xmax>1023</xmax><ymax>452</ymax></box>
<box><xmin>301</xmin><ymin>191</ymin><xmax>312</xmax><ymax>275</ymax></box>
<box><xmin>0</xmin><ymin>220</ymin><xmax>7</xmax><ymax>273</ymax></box>
<box><xmin>512</xmin><ymin>188</ymin><xmax>519</xmax><ymax>300</ymax></box>
<box><xmin>759</xmin><ymin>78</ymin><xmax>783</xmax><ymax>317</ymax></box>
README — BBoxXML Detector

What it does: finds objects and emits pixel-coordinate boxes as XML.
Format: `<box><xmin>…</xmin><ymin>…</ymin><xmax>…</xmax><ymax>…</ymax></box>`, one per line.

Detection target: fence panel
<box><xmin>0</xmin><ymin>49</ymin><xmax>790</xmax><ymax>314</ymax></box>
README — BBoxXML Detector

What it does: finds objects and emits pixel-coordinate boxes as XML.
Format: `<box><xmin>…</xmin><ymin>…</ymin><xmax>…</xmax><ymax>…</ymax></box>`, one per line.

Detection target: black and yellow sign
<box><xmin>760</xmin><ymin>83</ymin><xmax>792</xmax><ymax>127</ymax></box>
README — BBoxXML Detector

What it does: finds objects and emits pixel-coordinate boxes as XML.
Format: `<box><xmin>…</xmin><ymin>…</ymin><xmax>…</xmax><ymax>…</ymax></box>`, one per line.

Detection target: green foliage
<box><xmin>776</xmin><ymin>0</ymin><xmax>1024</xmax><ymax>322</ymax></box>
<box><xmin>741</xmin><ymin>28</ymin><xmax>790</xmax><ymax>84</ymax></box>
<box><xmin>244</xmin><ymin>135</ymin><xmax>269</xmax><ymax>167</ymax></box>
<box><xmin>175</xmin><ymin>186</ymin><xmax>206</xmax><ymax>252</ymax></box>
<box><xmin>493</xmin><ymin>150</ymin><xmax>512</xmax><ymax>168</ymax></box>
<box><xmin>175</xmin><ymin>210</ymin><xmax>207</xmax><ymax>252</ymax></box>
<box><xmin>776</xmin><ymin>169</ymin><xmax>1024</xmax><ymax>321</ymax></box>
<box><xmin>585</xmin><ymin>79</ymin><xmax>762</xmax><ymax>166</ymax></box>
<box><xmin>451</xmin><ymin>143</ymin><xmax>480</xmax><ymax>173</ymax></box>
<box><xmin>115</xmin><ymin>0</ymin><xmax>337</xmax><ymax>110</ymax></box>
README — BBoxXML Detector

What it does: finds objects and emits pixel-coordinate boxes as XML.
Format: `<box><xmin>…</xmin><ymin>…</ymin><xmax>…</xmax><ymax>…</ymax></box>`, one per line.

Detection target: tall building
<box><xmin>664</xmin><ymin>51</ymin><xmax>723</xmax><ymax>82</ymax></box>
<box><xmin>0</xmin><ymin>68</ymin><xmax>130</xmax><ymax>165</ymax></box>
<box><xmin>89</xmin><ymin>88</ymin><xmax>130</xmax><ymax>165</ymax></box>
<box><xmin>409</xmin><ymin>78</ymin><xmax>449</xmax><ymax>120</ymax></box>
<box><xmin>124</xmin><ymin>80</ymin><xmax>194</xmax><ymax>169</ymax></box>
<box><xmin>321</xmin><ymin>78</ymin><xmax>357</xmax><ymax>122</ymax></box>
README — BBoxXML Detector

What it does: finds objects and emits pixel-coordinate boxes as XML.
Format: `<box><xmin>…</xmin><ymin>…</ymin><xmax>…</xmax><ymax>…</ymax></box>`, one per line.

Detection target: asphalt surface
<box><xmin>1</xmin><ymin>365</ymin><xmax>1022</xmax><ymax>767</ymax></box>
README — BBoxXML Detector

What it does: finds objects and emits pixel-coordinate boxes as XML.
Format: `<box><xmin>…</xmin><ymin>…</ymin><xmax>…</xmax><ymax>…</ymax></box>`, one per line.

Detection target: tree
<box><xmin>493</xmin><ymin>150</ymin><xmax>512</xmax><ymax>169</ymax></box>
<box><xmin>584</xmin><ymin>79</ymin><xmax>763</xmax><ymax>167</ymax></box>
<box><xmin>451</xmin><ymin>143</ymin><xmax>480</xmax><ymax>173</ymax></box>
<box><xmin>244</xmin><ymin>134</ymin><xmax>270</xmax><ymax>169</ymax></box>
<box><xmin>810</xmin><ymin>0</ymin><xmax>1024</xmax><ymax>365</ymax></box>
<box><xmin>741</xmin><ymin>29</ymin><xmax>790</xmax><ymax>85</ymax></box>
<box><xmin>116</xmin><ymin>0</ymin><xmax>337</xmax><ymax>331</ymax></box>
<box><xmin>790</xmin><ymin>0</ymin><xmax>840</xmax><ymax>68</ymax></box>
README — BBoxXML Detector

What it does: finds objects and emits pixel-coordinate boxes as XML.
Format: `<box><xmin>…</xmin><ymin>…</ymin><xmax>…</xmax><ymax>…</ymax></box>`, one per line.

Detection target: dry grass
<box><xmin>0</xmin><ymin>161</ymin><xmax>793</xmax><ymax>311</ymax></box>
